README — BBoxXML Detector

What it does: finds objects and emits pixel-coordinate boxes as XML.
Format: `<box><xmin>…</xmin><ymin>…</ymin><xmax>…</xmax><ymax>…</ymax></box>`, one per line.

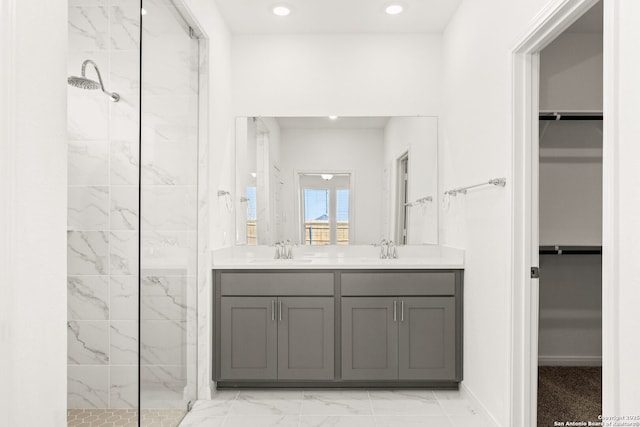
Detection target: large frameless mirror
<box><xmin>235</xmin><ymin>116</ymin><xmax>439</xmax><ymax>246</ymax></box>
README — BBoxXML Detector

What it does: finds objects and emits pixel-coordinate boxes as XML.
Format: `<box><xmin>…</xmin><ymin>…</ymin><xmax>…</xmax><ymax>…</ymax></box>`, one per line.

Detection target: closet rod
<box><xmin>539</xmin><ymin>245</ymin><xmax>602</xmax><ymax>255</ymax></box>
<box><xmin>539</xmin><ymin>112</ymin><xmax>603</xmax><ymax>121</ymax></box>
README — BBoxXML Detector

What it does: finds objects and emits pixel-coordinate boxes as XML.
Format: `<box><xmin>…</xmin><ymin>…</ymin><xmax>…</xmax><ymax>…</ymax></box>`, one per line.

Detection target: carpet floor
<box><xmin>537</xmin><ymin>366</ymin><xmax>602</xmax><ymax>427</ymax></box>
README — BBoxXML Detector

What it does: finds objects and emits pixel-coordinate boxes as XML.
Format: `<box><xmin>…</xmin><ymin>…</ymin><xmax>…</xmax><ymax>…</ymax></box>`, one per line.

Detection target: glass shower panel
<box><xmin>139</xmin><ymin>0</ymin><xmax>199</xmax><ymax>424</ymax></box>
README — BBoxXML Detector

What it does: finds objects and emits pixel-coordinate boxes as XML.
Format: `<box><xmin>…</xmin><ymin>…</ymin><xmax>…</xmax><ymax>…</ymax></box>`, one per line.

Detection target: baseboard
<box><xmin>197</xmin><ymin>381</ymin><xmax>214</xmax><ymax>400</ymax></box>
<box><xmin>538</xmin><ymin>355</ymin><xmax>602</xmax><ymax>366</ymax></box>
<box><xmin>460</xmin><ymin>382</ymin><xmax>502</xmax><ymax>427</ymax></box>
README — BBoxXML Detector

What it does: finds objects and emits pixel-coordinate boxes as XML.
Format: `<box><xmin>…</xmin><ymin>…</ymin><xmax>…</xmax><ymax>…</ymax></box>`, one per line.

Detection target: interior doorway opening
<box><xmin>536</xmin><ymin>3</ymin><xmax>603</xmax><ymax>424</ymax></box>
<box><xmin>511</xmin><ymin>0</ymin><xmax>605</xmax><ymax>425</ymax></box>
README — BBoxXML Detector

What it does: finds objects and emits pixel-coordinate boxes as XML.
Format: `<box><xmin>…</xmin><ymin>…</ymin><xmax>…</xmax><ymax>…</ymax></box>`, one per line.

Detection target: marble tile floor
<box><xmin>179</xmin><ymin>389</ymin><xmax>492</xmax><ymax>427</ymax></box>
<box><xmin>67</xmin><ymin>408</ymin><xmax>187</xmax><ymax>427</ymax></box>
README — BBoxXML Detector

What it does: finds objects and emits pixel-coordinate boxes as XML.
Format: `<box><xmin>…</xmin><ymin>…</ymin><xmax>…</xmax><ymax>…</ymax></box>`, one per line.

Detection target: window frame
<box><xmin>296</xmin><ymin>171</ymin><xmax>355</xmax><ymax>245</ymax></box>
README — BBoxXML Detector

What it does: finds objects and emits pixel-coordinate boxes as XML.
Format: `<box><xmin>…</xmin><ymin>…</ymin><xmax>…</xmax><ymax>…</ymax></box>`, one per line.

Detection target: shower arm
<box><xmin>82</xmin><ymin>59</ymin><xmax>120</xmax><ymax>102</ymax></box>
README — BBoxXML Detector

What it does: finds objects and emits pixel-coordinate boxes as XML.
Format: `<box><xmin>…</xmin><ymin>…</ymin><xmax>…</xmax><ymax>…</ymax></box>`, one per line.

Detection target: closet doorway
<box><xmin>536</xmin><ymin>2</ymin><xmax>603</xmax><ymax>426</ymax></box>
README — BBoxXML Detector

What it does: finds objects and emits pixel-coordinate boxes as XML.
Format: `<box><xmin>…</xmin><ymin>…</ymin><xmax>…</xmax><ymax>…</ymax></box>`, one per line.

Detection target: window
<box><xmin>299</xmin><ymin>173</ymin><xmax>351</xmax><ymax>245</ymax></box>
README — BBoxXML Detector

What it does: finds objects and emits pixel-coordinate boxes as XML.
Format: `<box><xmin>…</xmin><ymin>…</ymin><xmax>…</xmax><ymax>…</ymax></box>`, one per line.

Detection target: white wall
<box><xmin>538</xmin><ymin>253</ymin><xmax>602</xmax><ymax>365</ymax></box>
<box><xmin>443</xmin><ymin>0</ymin><xmax>640</xmax><ymax>421</ymax></box>
<box><xmin>605</xmin><ymin>0</ymin><xmax>640</xmax><ymax>414</ymax></box>
<box><xmin>183</xmin><ymin>0</ymin><xmax>233</xmax><ymax>399</ymax></box>
<box><xmin>383</xmin><ymin>117</ymin><xmax>438</xmax><ymax>244</ymax></box>
<box><xmin>540</xmin><ymin>160</ymin><xmax>602</xmax><ymax>244</ymax></box>
<box><xmin>0</xmin><ymin>0</ymin><xmax>68</xmax><ymax>425</ymax></box>
<box><xmin>184</xmin><ymin>0</ymin><xmax>234</xmax><ymax>251</ymax></box>
<box><xmin>540</xmin><ymin>32</ymin><xmax>603</xmax><ymax>112</ymax></box>
<box><xmin>539</xmin><ymin>121</ymin><xmax>603</xmax><ymax>245</ymax></box>
<box><xmin>232</xmin><ymin>34</ymin><xmax>442</xmax><ymax>117</ymax></box>
<box><xmin>538</xmin><ymin>122</ymin><xmax>603</xmax><ymax>365</ymax></box>
<box><xmin>440</xmin><ymin>1</ymin><xmax>552</xmax><ymax>425</ymax></box>
<box><xmin>279</xmin><ymin>128</ymin><xmax>384</xmax><ymax>245</ymax></box>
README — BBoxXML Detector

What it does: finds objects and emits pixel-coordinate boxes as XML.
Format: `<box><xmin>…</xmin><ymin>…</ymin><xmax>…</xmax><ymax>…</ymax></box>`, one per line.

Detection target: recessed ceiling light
<box><xmin>329</xmin><ymin>116</ymin><xmax>338</xmax><ymax>120</ymax></box>
<box><xmin>385</xmin><ymin>4</ymin><xmax>404</xmax><ymax>15</ymax></box>
<box><xmin>272</xmin><ymin>5</ymin><xmax>291</xmax><ymax>16</ymax></box>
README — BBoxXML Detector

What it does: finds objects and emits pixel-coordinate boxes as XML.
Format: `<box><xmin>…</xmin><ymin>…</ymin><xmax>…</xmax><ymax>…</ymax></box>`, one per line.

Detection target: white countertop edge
<box><xmin>211</xmin><ymin>263</ymin><xmax>464</xmax><ymax>270</ymax></box>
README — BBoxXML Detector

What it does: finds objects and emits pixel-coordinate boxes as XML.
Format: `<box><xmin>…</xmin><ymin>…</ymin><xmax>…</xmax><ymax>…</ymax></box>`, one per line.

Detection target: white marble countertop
<box><xmin>211</xmin><ymin>245</ymin><xmax>464</xmax><ymax>270</ymax></box>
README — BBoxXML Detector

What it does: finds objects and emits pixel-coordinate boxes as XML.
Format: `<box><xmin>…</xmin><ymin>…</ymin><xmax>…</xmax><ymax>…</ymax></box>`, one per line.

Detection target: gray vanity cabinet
<box><xmin>219</xmin><ymin>294</ymin><xmax>334</xmax><ymax>381</ymax></box>
<box><xmin>220</xmin><ymin>296</ymin><xmax>278</xmax><ymax>380</ymax></box>
<box><xmin>215</xmin><ymin>269</ymin><xmax>462</xmax><ymax>386</ymax></box>
<box><xmin>340</xmin><ymin>271</ymin><xmax>460</xmax><ymax>382</ymax></box>
<box><xmin>398</xmin><ymin>297</ymin><xmax>455</xmax><ymax>380</ymax></box>
<box><xmin>278</xmin><ymin>297</ymin><xmax>334</xmax><ymax>380</ymax></box>
<box><xmin>341</xmin><ymin>297</ymin><xmax>399</xmax><ymax>380</ymax></box>
<box><xmin>341</xmin><ymin>296</ymin><xmax>455</xmax><ymax>381</ymax></box>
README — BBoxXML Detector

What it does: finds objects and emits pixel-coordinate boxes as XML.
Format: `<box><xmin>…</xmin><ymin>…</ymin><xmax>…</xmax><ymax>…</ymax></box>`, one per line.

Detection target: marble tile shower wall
<box><xmin>67</xmin><ymin>0</ymin><xmax>199</xmax><ymax>410</ymax></box>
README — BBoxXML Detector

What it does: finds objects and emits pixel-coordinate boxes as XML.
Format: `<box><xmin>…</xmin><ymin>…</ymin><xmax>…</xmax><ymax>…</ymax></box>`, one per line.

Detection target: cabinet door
<box><xmin>341</xmin><ymin>297</ymin><xmax>398</xmax><ymax>380</ymax></box>
<box><xmin>398</xmin><ymin>297</ymin><xmax>455</xmax><ymax>380</ymax></box>
<box><xmin>220</xmin><ymin>296</ymin><xmax>277</xmax><ymax>380</ymax></box>
<box><xmin>278</xmin><ymin>297</ymin><xmax>334</xmax><ymax>380</ymax></box>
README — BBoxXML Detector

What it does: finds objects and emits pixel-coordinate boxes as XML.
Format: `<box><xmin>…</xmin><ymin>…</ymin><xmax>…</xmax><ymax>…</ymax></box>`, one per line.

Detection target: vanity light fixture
<box><xmin>321</xmin><ymin>174</ymin><xmax>334</xmax><ymax>181</ymax></box>
<box><xmin>385</xmin><ymin>4</ymin><xmax>404</xmax><ymax>15</ymax></box>
<box><xmin>272</xmin><ymin>4</ymin><xmax>292</xmax><ymax>16</ymax></box>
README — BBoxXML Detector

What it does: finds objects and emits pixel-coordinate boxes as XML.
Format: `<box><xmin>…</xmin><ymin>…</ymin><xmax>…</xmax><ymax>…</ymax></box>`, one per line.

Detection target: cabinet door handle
<box><xmin>393</xmin><ymin>300</ymin><xmax>397</xmax><ymax>322</ymax></box>
<box><xmin>401</xmin><ymin>300</ymin><xmax>404</xmax><ymax>322</ymax></box>
<box><xmin>272</xmin><ymin>300</ymin><xmax>276</xmax><ymax>321</ymax></box>
<box><xmin>279</xmin><ymin>300</ymin><xmax>282</xmax><ymax>321</ymax></box>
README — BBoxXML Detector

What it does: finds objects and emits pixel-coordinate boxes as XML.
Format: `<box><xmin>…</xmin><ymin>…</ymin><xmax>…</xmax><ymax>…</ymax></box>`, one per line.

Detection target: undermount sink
<box><xmin>354</xmin><ymin>257</ymin><xmax>400</xmax><ymax>263</ymax></box>
<box><xmin>248</xmin><ymin>258</ymin><xmax>313</xmax><ymax>264</ymax></box>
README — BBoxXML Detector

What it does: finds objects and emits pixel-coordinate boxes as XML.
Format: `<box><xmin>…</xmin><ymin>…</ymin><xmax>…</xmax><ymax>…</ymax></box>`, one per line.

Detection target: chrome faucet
<box><xmin>274</xmin><ymin>240</ymin><xmax>294</xmax><ymax>259</ymax></box>
<box><xmin>284</xmin><ymin>239</ymin><xmax>293</xmax><ymax>259</ymax></box>
<box><xmin>387</xmin><ymin>240</ymin><xmax>398</xmax><ymax>259</ymax></box>
<box><xmin>379</xmin><ymin>239</ymin><xmax>389</xmax><ymax>259</ymax></box>
<box><xmin>373</xmin><ymin>238</ymin><xmax>399</xmax><ymax>259</ymax></box>
<box><xmin>274</xmin><ymin>242</ymin><xmax>283</xmax><ymax>259</ymax></box>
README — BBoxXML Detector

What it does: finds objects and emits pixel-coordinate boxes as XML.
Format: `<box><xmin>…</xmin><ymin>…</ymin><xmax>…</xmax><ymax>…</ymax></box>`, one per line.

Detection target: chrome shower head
<box><xmin>67</xmin><ymin>76</ymin><xmax>101</xmax><ymax>90</ymax></box>
<box><xmin>67</xmin><ymin>59</ymin><xmax>120</xmax><ymax>102</ymax></box>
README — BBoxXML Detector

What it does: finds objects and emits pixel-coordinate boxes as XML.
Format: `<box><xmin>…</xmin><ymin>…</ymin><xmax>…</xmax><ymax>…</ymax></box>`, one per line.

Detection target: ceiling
<box><xmin>214</xmin><ymin>0</ymin><xmax>463</xmax><ymax>34</ymax></box>
<box><xmin>275</xmin><ymin>117</ymin><xmax>390</xmax><ymax>130</ymax></box>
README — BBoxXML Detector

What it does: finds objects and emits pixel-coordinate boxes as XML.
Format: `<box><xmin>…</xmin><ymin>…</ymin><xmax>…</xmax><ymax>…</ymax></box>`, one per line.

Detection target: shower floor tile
<box><xmin>67</xmin><ymin>408</ymin><xmax>187</xmax><ymax>427</ymax></box>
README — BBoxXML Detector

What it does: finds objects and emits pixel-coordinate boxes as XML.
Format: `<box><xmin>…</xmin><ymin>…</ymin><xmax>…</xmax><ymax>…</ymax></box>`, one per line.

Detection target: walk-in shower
<box><xmin>66</xmin><ymin>0</ymin><xmax>206</xmax><ymax>426</ymax></box>
<box><xmin>68</xmin><ymin>59</ymin><xmax>120</xmax><ymax>102</ymax></box>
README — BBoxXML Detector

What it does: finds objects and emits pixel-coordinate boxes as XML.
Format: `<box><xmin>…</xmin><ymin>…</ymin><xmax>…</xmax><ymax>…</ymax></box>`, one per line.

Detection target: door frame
<box><xmin>396</xmin><ymin>151</ymin><xmax>410</xmax><ymax>244</ymax></box>
<box><xmin>510</xmin><ymin>0</ymin><xmax>608</xmax><ymax>425</ymax></box>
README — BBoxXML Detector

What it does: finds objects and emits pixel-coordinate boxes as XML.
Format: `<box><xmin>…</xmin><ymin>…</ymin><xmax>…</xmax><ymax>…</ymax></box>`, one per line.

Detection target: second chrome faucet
<box><xmin>375</xmin><ymin>239</ymin><xmax>399</xmax><ymax>259</ymax></box>
<box><xmin>274</xmin><ymin>240</ymin><xmax>294</xmax><ymax>259</ymax></box>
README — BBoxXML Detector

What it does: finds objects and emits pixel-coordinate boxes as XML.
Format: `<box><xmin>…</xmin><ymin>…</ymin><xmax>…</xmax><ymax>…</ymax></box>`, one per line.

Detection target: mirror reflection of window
<box><xmin>300</xmin><ymin>173</ymin><xmax>351</xmax><ymax>245</ymax></box>
<box><xmin>246</xmin><ymin>186</ymin><xmax>257</xmax><ymax>245</ymax></box>
<box><xmin>303</xmin><ymin>188</ymin><xmax>330</xmax><ymax>245</ymax></box>
<box><xmin>336</xmin><ymin>189</ymin><xmax>350</xmax><ymax>245</ymax></box>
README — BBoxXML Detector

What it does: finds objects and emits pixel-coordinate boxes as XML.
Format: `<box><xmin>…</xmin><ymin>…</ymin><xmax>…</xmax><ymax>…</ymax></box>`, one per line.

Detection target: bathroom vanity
<box><xmin>212</xmin><ymin>246</ymin><xmax>464</xmax><ymax>388</ymax></box>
